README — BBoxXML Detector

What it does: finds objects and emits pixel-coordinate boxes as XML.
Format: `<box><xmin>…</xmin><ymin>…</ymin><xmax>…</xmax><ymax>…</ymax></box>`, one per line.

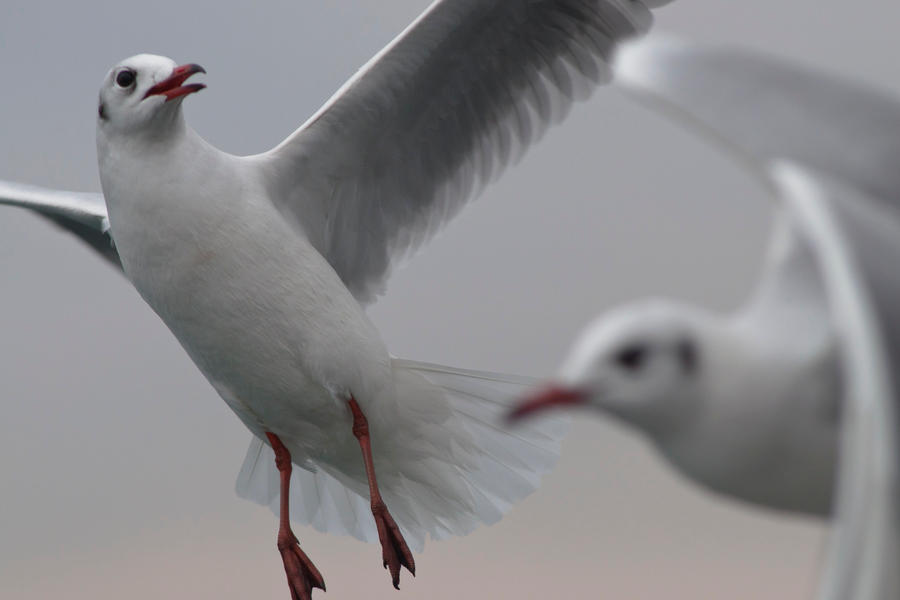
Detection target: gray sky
<box><xmin>1</xmin><ymin>1</ymin><xmax>896</xmax><ymax>598</ymax></box>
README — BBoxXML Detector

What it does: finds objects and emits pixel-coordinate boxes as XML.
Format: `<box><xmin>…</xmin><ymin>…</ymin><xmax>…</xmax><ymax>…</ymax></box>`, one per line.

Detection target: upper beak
<box><xmin>507</xmin><ymin>384</ymin><xmax>588</xmax><ymax>422</ymax></box>
<box><xmin>144</xmin><ymin>63</ymin><xmax>206</xmax><ymax>101</ymax></box>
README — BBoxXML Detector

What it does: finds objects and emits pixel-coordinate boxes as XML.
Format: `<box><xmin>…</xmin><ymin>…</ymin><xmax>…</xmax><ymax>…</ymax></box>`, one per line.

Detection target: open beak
<box><xmin>144</xmin><ymin>63</ymin><xmax>206</xmax><ymax>102</ymax></box>
<box><xmin>507</xmin><ymin>384</ymin><xmax>588</xmax><ymax>422</ymax></box>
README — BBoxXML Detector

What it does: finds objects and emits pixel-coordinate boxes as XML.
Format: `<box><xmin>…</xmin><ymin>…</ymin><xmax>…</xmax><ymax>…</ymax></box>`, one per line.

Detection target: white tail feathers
<box><xmin>236</xmin><ymin>438</ymin><xmax>380</xmax><ymax>543</ymax></box>
<box><xmin>235</xmin><ymin>359</ymin><xmax>569</xmax><ymax>552</ymax></box>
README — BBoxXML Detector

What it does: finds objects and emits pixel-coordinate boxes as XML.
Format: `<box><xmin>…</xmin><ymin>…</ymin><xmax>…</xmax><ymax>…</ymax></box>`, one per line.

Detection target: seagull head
<box><xmin>97</xmin><ymin>54</ymin><xmax>205</xmax><ymax>135</ymax></box>
<box><xmin>509</xmin><ymin>301</ymin><xmax>704</xmax><ymax>434</ymax></box>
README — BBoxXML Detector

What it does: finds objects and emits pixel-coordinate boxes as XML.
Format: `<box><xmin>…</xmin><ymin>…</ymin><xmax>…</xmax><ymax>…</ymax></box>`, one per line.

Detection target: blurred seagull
<box><xmin>510</xmin><ymin>38</ymin><xmax>900</xmax><ymax>581</ymax></box>
<box><xmin>510</xmin><ymin>204</ymin><xmax>841</xmax><ymax>513</ymax></box>
<box><xmin>0</xmin><ymin>1</ymin><xmax>677</xmax><ymax>597</ymax></box>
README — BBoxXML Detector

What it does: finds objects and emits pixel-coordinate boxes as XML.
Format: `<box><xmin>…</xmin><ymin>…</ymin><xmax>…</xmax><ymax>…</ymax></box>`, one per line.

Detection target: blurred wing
<box><xmin>612</xmin><ymin>37</ymin><xmax>900</xmax><ymax>599</ymax></box>
<box><xmin>0</xmin><ymin>179</ymin><xmax>121</xmax><ymax>269</ymax></box>
<box><xmin>261</xmin><ymin>0</ymin><xmax>668</xmax><ymax>303</ymax></box>
<box><xmin>737</xmin><ymin>206</ymin><xmax>832</xmax><ymax>356</ymax></box>
<box><xmin>772</xmin><ymin>163</ymin><xmax>900</xmax><ymax>600</ymax></box>
<box><xmin>614</xmin><ymin>37</ymin><xmax>900</xmax><ymax>206</ymax></box>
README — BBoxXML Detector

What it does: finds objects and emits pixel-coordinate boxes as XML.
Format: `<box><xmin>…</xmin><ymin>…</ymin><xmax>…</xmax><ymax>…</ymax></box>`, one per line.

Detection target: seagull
<box><xmin>510</xmin><ymin>37</ymin><xmax>900</xmax><ymax>597</ymax></box>
<box><xmin>0</xmin><ymin>1</ymin><xmax>677</xmax><ymax>597</ymax></box>
<box><xmin>510</xmin><ymin>204</ymin><xmax>841</xmax><ymax>514</ymax></box>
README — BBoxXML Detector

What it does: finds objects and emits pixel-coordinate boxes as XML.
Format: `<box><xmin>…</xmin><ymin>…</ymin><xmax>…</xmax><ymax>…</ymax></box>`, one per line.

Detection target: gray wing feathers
<box><xmin>615</xmin><ymin>37</ymin><xmax>900</xmax><ymax>207</ymax></box>
<box><xmin>772</xmin><ymin>164</ymin><xmax>900</xmax><ymax>600</ymax></box>
<box><xmin>266</xmin><ymin>0</ymin><xmax>661</xmax><ymax>303</ymax></box>
<box><xmin>0</xmin><ymin>179</ymin><xmax>121</xmax><ymax>269</ymax></box>
<box><xmin>613</xmin><ymin>37</ymin><xmax>900</xmax><ymax>598</ymax></box>
<box><xmin>737</xmin><ymin>208</ymin><xmax>832</xmax><ymax>355</ymax></box>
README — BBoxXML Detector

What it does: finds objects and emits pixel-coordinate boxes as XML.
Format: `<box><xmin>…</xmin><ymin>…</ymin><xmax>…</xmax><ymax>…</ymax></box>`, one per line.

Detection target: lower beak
<box><xmin>144</xmin><ymin>63</ymin><xmax>206</xmax><ymax>101</ymax></box>
<box><xmin>507</xmin><ymin>385</ymin><xmax>588</xmax><ymax>422</ymax></box>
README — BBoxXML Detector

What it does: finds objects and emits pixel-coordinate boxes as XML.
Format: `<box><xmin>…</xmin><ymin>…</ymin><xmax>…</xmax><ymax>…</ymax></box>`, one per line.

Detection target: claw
<box><xmin>278</xmin><ymin>532</ymin><xmax>326</xmax><ymax>600</ymax></box>
<box><xmin>372</xmin><ymin>502</ymin><xmax>415</xmax><ymax>588</ymax></box>
<box><xmin>347</xmin><ymin>397</ymin><xmax>416</xmax><ymax>590</ymax></box>
<box><xmin>266</xmin><ymin>432</ymin><xmax>326</xmax><ymax>600</ymax></box>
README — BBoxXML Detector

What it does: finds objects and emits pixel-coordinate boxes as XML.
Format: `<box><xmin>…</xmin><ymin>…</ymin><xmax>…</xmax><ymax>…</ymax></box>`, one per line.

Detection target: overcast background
<box><xmin>1</xmin><ymin>1</ymin><xmax>897</xmax><ymax>598</ymax></box>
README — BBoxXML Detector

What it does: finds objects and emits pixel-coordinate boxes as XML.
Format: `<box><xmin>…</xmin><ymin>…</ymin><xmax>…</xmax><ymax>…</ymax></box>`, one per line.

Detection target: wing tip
<box><xmin>613</xmin><ymin>34</ymin><xmax>693</xmax><ymax>89</ymax></box>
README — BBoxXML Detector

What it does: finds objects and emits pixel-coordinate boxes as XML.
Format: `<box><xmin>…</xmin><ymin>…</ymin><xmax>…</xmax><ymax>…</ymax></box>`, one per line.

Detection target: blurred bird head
<box><xmin>509</xmin><ymin>300</ymin><xmax>704</xmax><ymax>435</ymax></box>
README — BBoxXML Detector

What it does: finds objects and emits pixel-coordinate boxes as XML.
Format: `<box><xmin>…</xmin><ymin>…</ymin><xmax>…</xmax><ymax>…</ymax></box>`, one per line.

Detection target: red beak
<box><xmin>144</xmin><ymin>63</ymin><xmax>206</xmax><ymax>102</ymax></box>
<box><xmin>507</xmin><ymin>385</ymin><xmax>588</xmax><ymax>422</ymax></box>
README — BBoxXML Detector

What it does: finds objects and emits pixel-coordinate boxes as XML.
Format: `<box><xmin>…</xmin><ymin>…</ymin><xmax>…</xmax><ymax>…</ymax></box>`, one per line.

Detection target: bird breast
<box><xmin>100</xmin><ymin>130</ymin><xmax>393</xmax><ymax>432</ymax></box>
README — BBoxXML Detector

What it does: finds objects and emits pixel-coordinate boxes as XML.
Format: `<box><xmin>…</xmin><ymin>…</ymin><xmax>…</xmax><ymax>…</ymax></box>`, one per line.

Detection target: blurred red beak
<box><xmin>144</xmin><ymin>63</ymin><xmax>206</xmax><ymax>101</ymax></box>
<box><xmin>507</xmin><ymin>385</ymin><xmax>588</xmax><ymax>422</ymax></box>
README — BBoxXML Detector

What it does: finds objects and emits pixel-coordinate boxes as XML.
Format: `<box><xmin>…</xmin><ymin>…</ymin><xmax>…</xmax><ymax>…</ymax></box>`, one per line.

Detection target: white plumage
<box><xmin>0</xmin><ymin>0</ymin><xmax>671</xmax><ymax>571</ymax></box>
<box><xmin>236</xmin><ymin>361</ymin><xmax>566</xmax><ymax>551</ymax></box>
<box><xmin>512</xmin><ymin>205</ymin><xmax>841</xmax><ymax>513</ymax></box>
<box><xmin>613</xmin><ymin>40</ymin><xmax>900</xmax><ymax>598</ymax></box>
<box><xmin>512</xmin><ymin>35</ymin><xmax>900</xmax><ymax>598</ymax></box>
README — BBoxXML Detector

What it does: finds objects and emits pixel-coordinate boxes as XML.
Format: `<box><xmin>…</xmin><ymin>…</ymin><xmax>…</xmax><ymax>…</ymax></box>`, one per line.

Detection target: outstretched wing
<box><xmin>615</xmin><ymin>37</ymin><xmax>900</xmax><ymax>205</ymax></box>
<box><xmin>614</xmin><ymin>37</ymin><xmax>900</xmax><ymax>599</ymax></box>
<box><xmin>773</xmin><ymin>164</ymin><xmax>900</xmax><ymax>600</ymax></box>
<box><xmin>0</xmin><ymin>179</ymin><xmax>120</xmax><ymax>269</ymax></box>
<box><xmin>260</xmin><ymin>0</ymin><xmax>674</xmax><ymax>303</ymax></box>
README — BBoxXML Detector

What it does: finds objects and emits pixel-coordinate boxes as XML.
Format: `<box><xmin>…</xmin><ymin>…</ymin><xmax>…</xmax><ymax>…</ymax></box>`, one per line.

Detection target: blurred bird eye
<box><xmin>115</xmin><ymin>69</ymin><xmax>136</xmax><ymax>88</ymax></box>
<box><xmin>613</xmin><ymin>345</ymin><xmax>647</xmax><ymax>371</ymax></box>
<box><xmin>676</xmin><ymin>338</ymin><xmax>698</xmax><ymax>374</ymax></box>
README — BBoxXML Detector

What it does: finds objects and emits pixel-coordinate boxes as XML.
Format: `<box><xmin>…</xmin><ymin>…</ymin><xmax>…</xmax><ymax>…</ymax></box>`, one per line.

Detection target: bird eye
<box><xmin>676</xmin><ymin>338</ymin><xmax>698</xmax><ymax>374</ymax></box>
<box><xmin>613</xmin><ymin>345</ymin><xmax>647</xmax><ymax>371</ymax></box>
<box><xmin>115</xmin><ymin>69</ymin><xmax>136</xmax><ymax>88</ymax></box>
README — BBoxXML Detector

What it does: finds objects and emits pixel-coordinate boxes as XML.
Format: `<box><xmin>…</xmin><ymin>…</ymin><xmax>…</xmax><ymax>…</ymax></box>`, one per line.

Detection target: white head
<box><xmin>510</xmin><ymin>301</ymin><xmax>706</xmax><ymax>436</ymax></box>
<box><xmin>96</xmin><ymin>54</ymin><xmax>205</xmax><ymax>138</ymax></box>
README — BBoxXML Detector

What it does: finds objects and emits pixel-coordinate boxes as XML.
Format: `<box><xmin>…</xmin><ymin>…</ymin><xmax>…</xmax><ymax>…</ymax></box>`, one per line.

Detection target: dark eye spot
<box><xmin>116</xmin><ymin>69</ymin><xmax>136</xmax><ymax>88</ymax></box>
<box><xmin>676</xmin><ymin>338</ymin><xmax>699</xmax><ymax>374</ymax></box>
<box><xmin>614</xmin><ymin>345</ymin><xmax>648</xmax><ymax>371</ymax></box>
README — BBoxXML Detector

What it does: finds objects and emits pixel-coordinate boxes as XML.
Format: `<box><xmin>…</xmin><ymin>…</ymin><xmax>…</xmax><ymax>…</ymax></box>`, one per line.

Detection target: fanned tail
<box><xmin>236</xmin><ymin>437</ymin><xmax>379</xmax><ymax>544</ymax></box>
<box><xmin>235</xmin><ymin>359</ymin><xmax>569</xmax><ymax>552</ymax></box>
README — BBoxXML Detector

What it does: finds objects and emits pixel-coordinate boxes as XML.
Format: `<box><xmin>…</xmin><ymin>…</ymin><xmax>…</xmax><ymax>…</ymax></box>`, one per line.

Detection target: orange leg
<box><xmin>347</xmin><ymin>396</ymin><xmax>416</xmax><ymax>589</ymax></box>
<box><xmin>265</xmin><ymin>432</ymin><xmax>326</xmax><ymax>600</ymax></box>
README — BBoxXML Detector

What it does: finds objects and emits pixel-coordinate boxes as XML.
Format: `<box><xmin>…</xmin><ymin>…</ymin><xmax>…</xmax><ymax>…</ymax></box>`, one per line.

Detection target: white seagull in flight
<box><xmin>0</xmin><ymin>1</ymin><xmax>676</xmax><ymax>597</ymax></box>
<box><xmin>510</xmin><ymin>37</ymin><xmax>900</xmax><ymax>598</ymax></box>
